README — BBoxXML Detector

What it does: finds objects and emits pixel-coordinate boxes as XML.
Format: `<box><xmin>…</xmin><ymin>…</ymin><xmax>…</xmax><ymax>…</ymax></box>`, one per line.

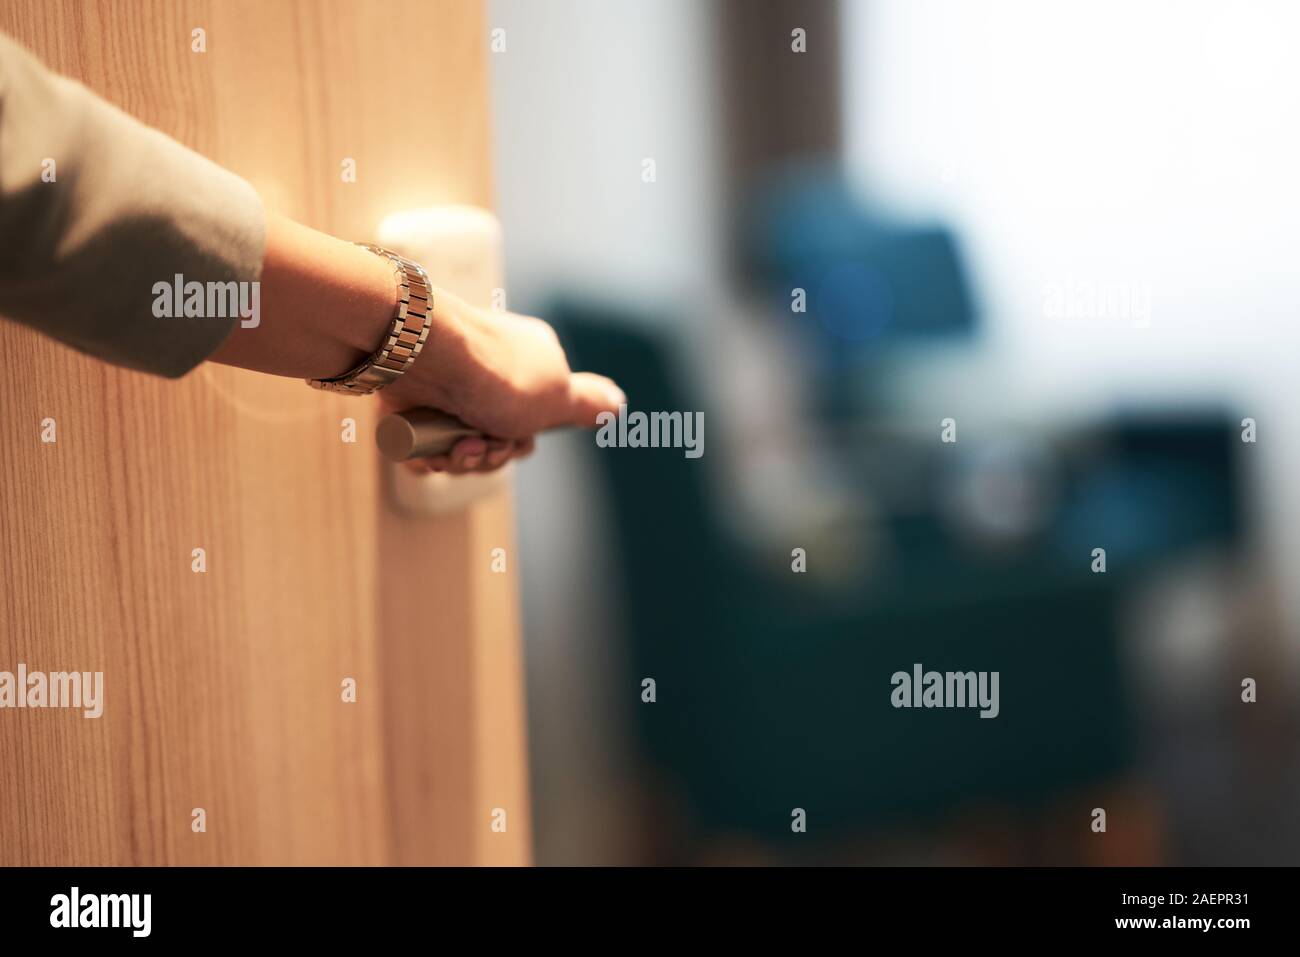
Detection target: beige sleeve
<box><xmin>0</xmin><ymin>31</ymin><xmax>266</xmax><ymax>378</ymax></box>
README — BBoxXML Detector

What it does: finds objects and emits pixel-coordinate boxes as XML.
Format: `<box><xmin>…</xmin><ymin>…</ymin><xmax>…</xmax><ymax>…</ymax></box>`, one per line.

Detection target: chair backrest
<box><xmin>551</xmin><ymin>301</ymin><xmax>732</xmax><ymax>606</ymax></box>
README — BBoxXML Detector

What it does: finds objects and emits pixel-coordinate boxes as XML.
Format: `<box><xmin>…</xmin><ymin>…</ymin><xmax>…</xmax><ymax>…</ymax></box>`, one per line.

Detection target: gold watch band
<box><xmin>306</xmin><ymin>243</ymin><xmax>434</xmax><ymax>396</ymax></box>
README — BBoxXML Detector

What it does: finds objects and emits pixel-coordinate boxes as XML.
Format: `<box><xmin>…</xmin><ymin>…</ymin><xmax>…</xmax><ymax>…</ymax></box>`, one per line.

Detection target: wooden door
<box><xmin>0</xmin><ymin>0</ymin><xmax>531</xmax><ymax>865</ymax></box>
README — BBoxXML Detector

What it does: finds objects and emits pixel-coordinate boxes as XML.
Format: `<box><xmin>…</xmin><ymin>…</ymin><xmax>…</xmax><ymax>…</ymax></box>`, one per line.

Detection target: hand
<box><xmin>380</xmin><ymin>289</ymin><xmax>625</xmax><ymax>475</ymax></box>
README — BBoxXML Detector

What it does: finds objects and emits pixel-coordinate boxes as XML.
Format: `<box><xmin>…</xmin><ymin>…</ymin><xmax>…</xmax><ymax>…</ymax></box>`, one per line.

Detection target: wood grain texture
<box><xmin>0</xmin><ymin>0</ymin><xmax>531</xmax><ymax>865</ymax></box>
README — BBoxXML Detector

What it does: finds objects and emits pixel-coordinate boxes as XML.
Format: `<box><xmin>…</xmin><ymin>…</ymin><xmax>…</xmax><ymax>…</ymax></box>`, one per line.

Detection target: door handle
<box><xmin>375</xmin><ymin>408</ymin><xmax>485</xmax><ymax>462</ymax></box>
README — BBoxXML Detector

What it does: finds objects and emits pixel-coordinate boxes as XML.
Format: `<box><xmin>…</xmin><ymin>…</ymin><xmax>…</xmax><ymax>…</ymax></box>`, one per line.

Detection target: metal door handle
<box><xmin>375</xmin><ymin>408</ymin><xmax>486</xmax><ymax>461</ymax></box>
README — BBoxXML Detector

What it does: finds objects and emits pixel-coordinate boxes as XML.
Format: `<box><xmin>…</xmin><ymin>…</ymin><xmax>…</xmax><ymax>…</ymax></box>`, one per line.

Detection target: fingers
<box><xmin>402</xmin><ymin>435</ymin><xmax>536</xmax><ymax>475</ymax></box>
<box><xmin>483</xmin><ymin>439</ymin><xmax>512</xmax><ymax>470</ymax></box>
<box><xmin>565</xmin><ymin>372</ymin><xmax>626</xmax><ymax>429</ymax></box>
<box><xmin>400</xmin><ymin>435</ymin><xmax>484</xmax><ymax>475</ymax></box>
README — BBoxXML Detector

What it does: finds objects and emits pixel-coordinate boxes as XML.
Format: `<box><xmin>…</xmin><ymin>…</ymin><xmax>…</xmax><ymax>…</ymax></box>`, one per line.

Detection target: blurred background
<box><xmin>487</xmin><ymin>0</ymin><xmax>1300</xmax><ymax>864</ymax></box>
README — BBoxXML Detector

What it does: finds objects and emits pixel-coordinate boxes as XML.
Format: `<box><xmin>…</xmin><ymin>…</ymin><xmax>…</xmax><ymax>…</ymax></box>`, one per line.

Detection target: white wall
<box><xmin>844</xmin><ymin>0</ymin><xmax>1300</xmax><ymax>637</ymax></box>
<box><xmin>487</xmin><ymin>0</ymin><xmax>723</xmax><ymax>308</ymax></box>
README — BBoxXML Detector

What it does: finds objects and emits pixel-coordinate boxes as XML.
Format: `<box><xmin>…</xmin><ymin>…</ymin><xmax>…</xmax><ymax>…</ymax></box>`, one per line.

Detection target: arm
<box><xmin>212</xmin><ymin>213</ymin><xmax>626</xmax><ymax>472</ymax></box>
<box><xmin>0</xmin><ymin>31</ymin><xmax>622</xmax><ymax>474</ymax></box>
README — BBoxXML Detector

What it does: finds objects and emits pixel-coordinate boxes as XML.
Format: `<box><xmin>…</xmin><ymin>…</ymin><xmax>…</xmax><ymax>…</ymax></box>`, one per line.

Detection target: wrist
<box><xmin>329</xmin><ymin>243</ymin><xmax>404</xmax><ymax>358</ymax></box>
<box><xmin>211</xmin><ymin>213</ymin><xmax>401</xmax><ymax>380</ymax></box>
<box><xmin>382</xmin><ymin>289</ymin><xmax>477</xmax><ymax>410</ymax></box>
<box><xmin>210</xmin><ymin>212</ymin><xmax>481</xmax><ymax>408</ymax></box>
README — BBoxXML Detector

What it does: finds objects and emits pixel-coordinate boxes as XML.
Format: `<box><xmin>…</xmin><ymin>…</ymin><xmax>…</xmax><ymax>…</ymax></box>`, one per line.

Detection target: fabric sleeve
<box><xmin>0</xmin><ymin>31</ymin><xmax>266</xmax><ymax>378</ymax></box>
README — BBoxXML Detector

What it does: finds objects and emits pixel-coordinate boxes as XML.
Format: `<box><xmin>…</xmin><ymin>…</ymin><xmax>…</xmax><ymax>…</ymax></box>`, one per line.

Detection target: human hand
<box><xmin>380</xmin><ymin>290</ymin><xmax>625</xmax><ymax>475</ymax></box>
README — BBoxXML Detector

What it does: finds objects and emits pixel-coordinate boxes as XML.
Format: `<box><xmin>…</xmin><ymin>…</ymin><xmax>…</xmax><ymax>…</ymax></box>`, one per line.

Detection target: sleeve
<box><xmin>0</xmin><ymin>31</ymin><xmax>267</xmax><ymax>378</ymax></box>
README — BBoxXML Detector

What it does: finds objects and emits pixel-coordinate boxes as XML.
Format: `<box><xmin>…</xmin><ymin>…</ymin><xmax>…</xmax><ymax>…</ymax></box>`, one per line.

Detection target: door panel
<box><xmin>0</xmin><ymin>0</ymin><xmax>530</xmax><ymax>865</ymax></box>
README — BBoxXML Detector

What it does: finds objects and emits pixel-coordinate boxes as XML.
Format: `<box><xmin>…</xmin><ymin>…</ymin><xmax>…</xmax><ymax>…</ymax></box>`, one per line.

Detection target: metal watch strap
<box><xmin>306</xmin><ymin>243</ymin><xmax>433</xmax><ymax>396</ymax></box>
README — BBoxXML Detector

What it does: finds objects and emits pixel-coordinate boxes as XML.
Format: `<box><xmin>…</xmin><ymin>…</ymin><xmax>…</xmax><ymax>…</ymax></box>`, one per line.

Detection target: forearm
<box><xmin>210</xmin><ymin>213</ymin><xmax>410</xmax><ymax>380</ymax></box>
<box><xmin>212</xmin><ymin>212</ymin><xmax>491</xmax><ymax>419</ymax></box>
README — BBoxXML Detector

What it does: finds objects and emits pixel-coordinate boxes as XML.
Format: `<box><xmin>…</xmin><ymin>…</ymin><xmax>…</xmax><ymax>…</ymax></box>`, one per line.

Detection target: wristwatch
<box><xmin>306</xmin><ymin>243</ymin><xmax>433</xmax><ymax>396</ymax></box>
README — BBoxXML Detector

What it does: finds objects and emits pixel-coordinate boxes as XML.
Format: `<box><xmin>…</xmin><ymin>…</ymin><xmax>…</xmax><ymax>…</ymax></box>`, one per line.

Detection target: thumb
<box><xmin>565</xmin><ymin>372</ymin><xmax>625</xmax><ymax>428</ymax></box>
